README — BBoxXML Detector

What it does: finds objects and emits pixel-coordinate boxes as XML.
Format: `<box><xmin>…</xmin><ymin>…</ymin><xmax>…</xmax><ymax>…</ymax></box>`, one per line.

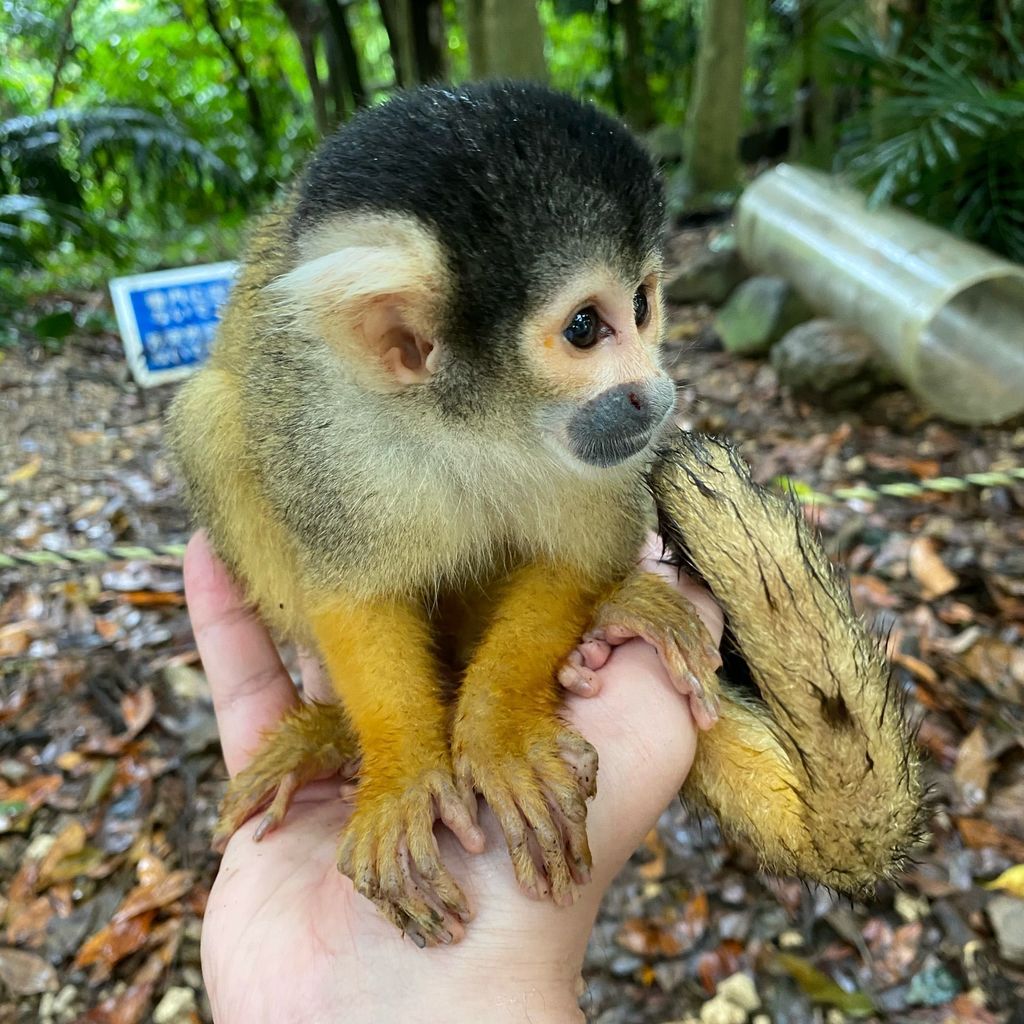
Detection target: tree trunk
<box><xmin>462</xmin><ymin>0</ymin><xmax>487</xmax><ymax>79</ymax></box>
<box><xmin>468</xmin><ymin>0</ymin><xmax>547</xmax><ymax>81</ymax></box>
<box><xmin>378</xmin><ymin>0</ymin><xmax>411</xmax><ymax>87</ymax></box>
<box><xmin>203</xmin><ymin>0</ymin><xmax>268</xmax><ymax>145</ymax></box>
<box><xmin>48</xmin><ymin>0</ymin><xmax>84</xmax><ymax>107</ymax></box>
<box><xmin>276</xmin><ymin>0</ymin><xmax>330</xmax><ymax>134</ymax></box>
<box><xmin>410</xmin><ymin>0</ymin><xmax>446</xmax><ymax>82</ymax></box>
<box><xmin>619</xmin><ymin>0</ymin><xmax>655</xmax><ymax>129</ymax></box>
<box><xmin>684</xmin><ymin>0</ymin><xmax>746</xmax><ymax>194</ymax></box>
<box><xmin>324</xmin><ymin>0</ymin><xmax>367</xmax><ymax>110</ymax></box>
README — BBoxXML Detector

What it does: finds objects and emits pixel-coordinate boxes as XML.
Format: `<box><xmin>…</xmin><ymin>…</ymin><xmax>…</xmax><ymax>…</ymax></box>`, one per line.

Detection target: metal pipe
<box><xmin>737</xmin><ymin>164</ymin><xmax>1024</xmax><ymax>425</ymax></box>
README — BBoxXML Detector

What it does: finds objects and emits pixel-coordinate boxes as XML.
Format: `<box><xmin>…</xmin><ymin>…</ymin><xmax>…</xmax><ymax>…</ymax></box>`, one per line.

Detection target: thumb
<box><xmin>564</xmin><ymin>638</ymin><xmax>698</xmax><ymax>890</ymax></box>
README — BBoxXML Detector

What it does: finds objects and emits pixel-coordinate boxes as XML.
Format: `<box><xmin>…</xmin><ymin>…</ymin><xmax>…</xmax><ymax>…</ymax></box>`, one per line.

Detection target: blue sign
<box><xmin>109</xmin><ymin>262</ymin><xmax>238</xmax><ymax>387</ymax></box>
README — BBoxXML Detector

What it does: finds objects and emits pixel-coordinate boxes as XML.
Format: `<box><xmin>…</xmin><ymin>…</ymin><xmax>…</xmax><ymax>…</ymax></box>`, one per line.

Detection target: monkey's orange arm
<box><xmin>304</xmin><ymin>595</ymin><xmax>483</xmax><ymax>944</ymax></box>
<box><xmin>453</xmin><ymin>563</ymin><xmax>602</xmax><ymax>905</ymax></box>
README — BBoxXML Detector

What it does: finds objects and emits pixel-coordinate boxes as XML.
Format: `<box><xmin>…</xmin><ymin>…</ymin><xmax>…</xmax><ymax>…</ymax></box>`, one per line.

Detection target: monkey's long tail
<box><xmin>650</xmin><ymin>432</ymin><xmax>925</xmax><ymax>891</ymax></box>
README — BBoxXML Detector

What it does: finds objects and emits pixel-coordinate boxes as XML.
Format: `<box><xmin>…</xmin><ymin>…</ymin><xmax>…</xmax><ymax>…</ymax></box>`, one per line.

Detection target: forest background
<box><xmin>2</xmin><ymin>3</ymin><xmax>1024</xmax><ymax>1024</ymax></box>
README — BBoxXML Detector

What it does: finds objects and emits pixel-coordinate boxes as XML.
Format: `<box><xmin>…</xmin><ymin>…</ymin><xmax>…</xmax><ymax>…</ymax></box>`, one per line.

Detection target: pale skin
<box><xmin>187</xmin><ymin>532</ymin><xmax>723</xmax><ymax>1024</ymax></box>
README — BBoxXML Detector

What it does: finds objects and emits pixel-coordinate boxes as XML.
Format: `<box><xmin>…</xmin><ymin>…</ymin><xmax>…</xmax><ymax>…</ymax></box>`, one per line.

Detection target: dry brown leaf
<box><xmin>37</xmin><ymin>821</ymin><xmax>87</xmax><ymax>890</ymax></box>
<box><xmin>953</xmin><ymin>727</ymin><xmax>995</xmax><ymax>813</ymax></box>
<box><xmin>908</xmin><ymin>537</ymin><xmax>959</xmax><ymax>600</ymax></box>
<box><xmin>914</xmin><ymin>718</ymin><xmax>960</xmax><ymax>768</ymax></box>
<box><xmin>637</xmin><ymin>828</ymin><xmax>667</xmax><ymax>881</ymax></box>
<box><xmin>120</xmin><ymin>686</ymin><xmax>156</xmax><ymax>740</ymax></box>
<box><xmin>94</xmin><ymin>617</ymin><xmax>122</xmax><ymax>641</ymax></box>
<box><xmin>69</xmin><ymin>429</ymin><xmax>104</xmax><ymax>446</ymax></box>
<box><xmin>0</xmin><ymin>621</ymin><xmax>35</xmax><ymax>658</ymax></box>
<box><xmin>695</xmin><ymin>940</ymin><xmax>744</xmax><ymax>994</ymax></box>
<box><xmin>79</xmin><ymin>920</ymin><xmax>183</xmax><ymax>1024</ymax></box>
<box><xmin>4</xmin><ymin>896</ymin><xmax>54</xmax><ymax>947</ymax></box>
<box><xmin>865</xmin><ymin>453</ymin><xmax>941</xmax><ymax>478</ymax></box>
<box><xmin>850</xmin><ymin>574</ymin><xmax>901</xmax><ymax>611</ymax></box>
<box><xmin>944</xmin><ymin>992</ymin><xmax>1002</xmax><ymax>1024</ymax></box>
<box><xmin>112</xmin><ymin>870</ymin><xmax>193</xmax><ymax>923</ymax></box>
<box><xmin>74</xmin><ymin>910</ymin><xmax>156</xmax><ymax>977</ymax></box>
<box><xmin>958</xmin><ymin>637</ymin><xmax>1024</xmax><ymax>702</ymax></box>
<box><xmin>956</xmin><ymin>816</ymin><xmax>1024</xmax><ymax>860</ymax></box>
<box><xmin>890</xmin><ymin>650</ymin><xmax>939</xmax><ymax>686</ymax></box>
<box><xmin>117</xmin><ymin>590</ymin><xmax>186</xmax><ymax>607</ymax></box>
<box><xmin>617</xmin><ymin>917</ymin><xmax>684</xmax><ymax>958</ymax></box>
<box><xmin>0</xmin><ymin>946</ymin><xmax>58</xmax><ymax>995</ymax></box>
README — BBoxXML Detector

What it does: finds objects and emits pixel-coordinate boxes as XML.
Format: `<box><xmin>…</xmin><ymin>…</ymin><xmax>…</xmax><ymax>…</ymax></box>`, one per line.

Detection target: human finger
<box><xmin>183</xmin><ymin>531</ymin><xmax>299</xmax><ymax>776</ymax></box>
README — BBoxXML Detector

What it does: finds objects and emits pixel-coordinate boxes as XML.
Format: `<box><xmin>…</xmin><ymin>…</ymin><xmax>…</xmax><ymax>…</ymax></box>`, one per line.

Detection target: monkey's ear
<box><xmin>265</xmin><ymin>218</ymin><xmax>444</xmax><ymax>390</ymax></box>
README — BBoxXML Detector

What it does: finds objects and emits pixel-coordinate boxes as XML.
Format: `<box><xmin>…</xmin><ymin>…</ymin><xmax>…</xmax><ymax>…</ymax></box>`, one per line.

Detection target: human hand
<box><xmin>185</xmin><ymin>532</ymin><xmax>722</xmax><ymax>1024</ymax></box>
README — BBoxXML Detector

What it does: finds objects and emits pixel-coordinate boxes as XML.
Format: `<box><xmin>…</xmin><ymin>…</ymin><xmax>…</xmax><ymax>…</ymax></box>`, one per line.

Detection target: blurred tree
<box><xmin>684</xmin><ymin>0</ymin><xmax>746</xmax><ymax>196</ymax></box>
<box><xmin>0</xmin><ymin>106</ymin><xmax>241</xmax><ymax>269</ymax></box>
<box><xmin>464</xmin><ymin>0</ymin><xmax>548</xmax><ymax>80</ymax></box>
<box><xmin>616</xmin><ymin>0</ymin><xmax>656</xmax><ymax>128</ymax></box>
<box><xmin>198</xmin><ymin>0</ymin><xmax>268</xmax><ymax>147</ymax></box>
<box><xmin>380</xmin><ymin>0</ymin><xmax>446</xmax><ymax>83</ymax></box>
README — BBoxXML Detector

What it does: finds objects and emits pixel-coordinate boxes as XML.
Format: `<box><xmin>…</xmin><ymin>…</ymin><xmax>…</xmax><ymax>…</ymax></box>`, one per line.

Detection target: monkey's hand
<box><xmin>336</xmin><ymin>767</ymin><xmax>482</xmax><ymax>946</ymax></box>
<box><xmin>452</xmin><ymin>563</ymin><xmax>601</xmax><ymax>906</ymax></box>
<box><xmin>559</xmin><ymin>568</ymin><xmax>722</xmax><ymax>732</ymax></box>
<box><xmin>214</xmin><ymin>700</ymin><xmax>356</xmax><ymax>850</ymax></box>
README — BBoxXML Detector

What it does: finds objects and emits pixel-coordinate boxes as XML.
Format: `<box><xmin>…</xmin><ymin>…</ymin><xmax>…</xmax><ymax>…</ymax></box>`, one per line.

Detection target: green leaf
<box><xmin>33</xmin><ymin>310</ymin><xmax>75</xmax><ymax>340</ymax></box>
<box><xmin>774</xmin><ymin>953</ymin><xmax>876</xmax><ymax>1017</ymax></box>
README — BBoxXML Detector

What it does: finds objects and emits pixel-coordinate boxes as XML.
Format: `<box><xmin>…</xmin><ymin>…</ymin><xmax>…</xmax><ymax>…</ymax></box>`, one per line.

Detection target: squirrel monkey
<box><xmin>169</xmin><ymin>83</ymin><xmax>922</xmax><ymax>946</ymax></box>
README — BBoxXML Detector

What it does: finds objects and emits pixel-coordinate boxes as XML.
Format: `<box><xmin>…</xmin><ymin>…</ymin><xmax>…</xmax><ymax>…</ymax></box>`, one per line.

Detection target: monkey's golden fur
<box><xmin>650</xmin><ymin>434</ymin><xmax>924</xmax><ymax>889</ymax></box>
<box><xmin>173</xmin><ymin>207</ymin><xmax>922</xmax><ymax>942</ymax></box>
<box><xmin>170</xmin><ymin>205</ymin><xmax>674</xmax><ymax>940</ymax></box>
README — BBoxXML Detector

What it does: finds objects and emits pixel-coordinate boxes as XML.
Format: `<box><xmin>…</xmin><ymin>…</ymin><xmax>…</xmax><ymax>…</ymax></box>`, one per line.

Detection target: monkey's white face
<box><xmin>268</xmin><ymin>214</ymin><xmax>674</xmax><ymax>470</ymax></box>
<box><xmin>521</xmin><ymin>265</ymin><xmax>677</xmax><ymax>469</ymax></box>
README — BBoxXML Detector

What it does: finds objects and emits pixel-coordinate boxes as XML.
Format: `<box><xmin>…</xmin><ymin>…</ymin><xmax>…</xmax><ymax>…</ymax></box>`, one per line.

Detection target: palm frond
<box><xmin>0</xmin><ymin>106</ymin><xmax>242</xmax><ymax>200</ymax></box>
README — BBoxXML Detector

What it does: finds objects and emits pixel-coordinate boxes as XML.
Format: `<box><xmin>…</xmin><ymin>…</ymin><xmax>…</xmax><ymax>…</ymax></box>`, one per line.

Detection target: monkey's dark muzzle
<box><xmin>567</xmin><ymin>378</ymin><xmax>676</xmax><ymax>467</ymax></box>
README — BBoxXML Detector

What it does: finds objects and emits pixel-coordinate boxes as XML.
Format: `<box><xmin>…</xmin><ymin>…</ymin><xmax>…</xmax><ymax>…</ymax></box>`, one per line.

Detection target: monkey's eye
<box><xmin>563</xmin><ymin>307</ymin><xmax>600</xmax><ymax>349</ymax></box>
<box><xmin>633</xmin><ymin>286</ymin><xmax>650</xmax><ymax>327</ymax></box>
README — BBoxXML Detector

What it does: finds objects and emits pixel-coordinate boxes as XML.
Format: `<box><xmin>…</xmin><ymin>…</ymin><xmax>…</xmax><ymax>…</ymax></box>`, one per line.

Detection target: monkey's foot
<box><xmin>214</xmin><ymin>701</ymin><xmax>356</xmax><ymax>852</ymax></box>
<box><xmin>337</xmin><ymin>769</ymin><xmax>482</xmax><ymax>947</ymax></box>
<box><xmin>558</xmin><ymin>571</ymin><xmax>722</xmax><ymax>731</ymax></box>
<box><xmin>453</xmin><ymin>716</ymin><xmax>597</xmax><ymax>906</ymax></box>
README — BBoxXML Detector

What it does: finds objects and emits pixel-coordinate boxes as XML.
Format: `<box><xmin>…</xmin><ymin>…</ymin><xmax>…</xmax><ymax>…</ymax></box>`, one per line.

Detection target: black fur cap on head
<box><xmin>291</xmin><ymin>81</ymin><xmax>666</xmax><ymax>372</ymax></box>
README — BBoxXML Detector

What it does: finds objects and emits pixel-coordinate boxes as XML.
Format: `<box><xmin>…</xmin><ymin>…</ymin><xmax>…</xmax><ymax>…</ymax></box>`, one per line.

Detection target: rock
<box><xmin>988</xmin><ymin>895</ymin><xmax>1024</xmax><ymax>964</ymax></box>
<box><xmin>700</xmin><ymin>994</ymin><xmax>747</xmax><ymax>1024</ymax></box>
<box><xmin>718</xmin><ymin>972</ymin><xmax>761</xmax><ymax>1012</ymax></box>
<box><xmin>153</xmin><ymin>986</ymin><xmax>198</xmax><ymax>1023</ymax></box>
<box><xmin>0</xmin><ymin>946</ymin><xmax>58</xmax><ymax>995</ymax></box>
<box><xmin>771</xmin><ymin>319</ymin><xmax>893</xmax><ymax>406</ymax></box>
<box><xmin>713</xmin><ymin>276</ymin><xmax>811</xmax><ymax>356</ymax></box>
<box><xmin>666</xmin><ymin>236</ymin><xmax>747</xmax><ymax>306</ymax></box>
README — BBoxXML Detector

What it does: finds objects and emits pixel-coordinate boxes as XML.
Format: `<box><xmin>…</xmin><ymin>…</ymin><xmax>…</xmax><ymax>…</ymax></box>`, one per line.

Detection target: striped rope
<box><xmin>0</xmin><ymin>543</ymin><xmax>187</xmax><ymax>570</ymax></box>
<box><xmin>778</xmin><ymin>466</ymin><xmax>1024</xmax><ymax>506</ymax></box>
<box><xmin>1</xmin><ymin>466</ymin><xmax>1022</xmax><ymax>571</ymax></box>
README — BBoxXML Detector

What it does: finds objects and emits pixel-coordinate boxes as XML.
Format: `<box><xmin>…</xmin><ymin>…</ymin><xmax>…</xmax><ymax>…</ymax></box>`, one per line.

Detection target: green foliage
<box><xmin>0</xmin><ymin>105</ymin><xmax>244</xmax><ymax>270</ymax></box>
<box><xmin>833</xmin><ymin>6</ymin><xmax>1024</xmax><ymax>261</ymax></box>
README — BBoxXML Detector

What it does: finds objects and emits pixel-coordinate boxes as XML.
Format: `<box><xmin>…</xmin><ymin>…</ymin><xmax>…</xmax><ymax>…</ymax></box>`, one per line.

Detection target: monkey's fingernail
<box><xmin>438</xmin><ymin>928</ymin><xmax>454</xmax><ymax>944</ymax></box>
<box><xmin>409</xmin><ymin>931</ymin><xmax>426</xmax><ymax>949</ymax></box>
<box><xmin>685</xmin><ymin>672</ymin><xmax>703</xmax><ymax>697</ymax></box>
<box><xmin>567</xmin><ymin>649</ymin><xmax>584</xmax><ymax>667</ymax></box>
<box><xmin>253</xmin><ymin>816</ymin><xmax>273</xmax><ymax>841</ymax></box>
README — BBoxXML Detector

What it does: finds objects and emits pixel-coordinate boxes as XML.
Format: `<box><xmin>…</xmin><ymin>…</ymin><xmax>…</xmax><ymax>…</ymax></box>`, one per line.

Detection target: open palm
<box><xmin>185</xmin><ymin>533</ymin><xmax>719</xmax><ymax>1024</ymax></box>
